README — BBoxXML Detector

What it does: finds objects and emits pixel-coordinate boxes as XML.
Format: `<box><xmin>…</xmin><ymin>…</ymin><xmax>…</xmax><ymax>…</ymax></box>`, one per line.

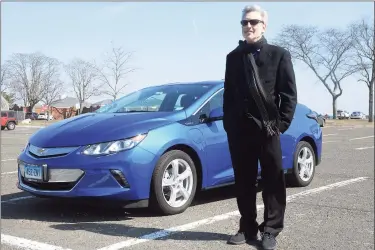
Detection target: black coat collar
<box><xmin>234</xmin><ymin>38</ymin><xmax>272</xmax><ymax>67</ymax></box>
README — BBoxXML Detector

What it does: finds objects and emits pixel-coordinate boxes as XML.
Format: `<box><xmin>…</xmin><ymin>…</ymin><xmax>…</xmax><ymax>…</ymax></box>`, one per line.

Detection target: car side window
<box><xmin>196</xmin><ymin>89</ymin><xmax>224</xmax><ymax>117</ymax></box>
<box><xmin>174</xmin><ymin>94</ymin><xmax>186</xmax><ymax>111</ymax></box>
<box><xmin>209</xmin><ymin>89</ymin><xmax>224</xmax><ymax>112</ymax></box>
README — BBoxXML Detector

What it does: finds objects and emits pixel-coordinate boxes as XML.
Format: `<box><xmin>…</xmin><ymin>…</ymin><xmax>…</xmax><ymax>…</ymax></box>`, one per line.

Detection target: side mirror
<box><xmin>199</xmin><ymin>107</ymin><xmax>223</xmax><ymax>123</ymax></box>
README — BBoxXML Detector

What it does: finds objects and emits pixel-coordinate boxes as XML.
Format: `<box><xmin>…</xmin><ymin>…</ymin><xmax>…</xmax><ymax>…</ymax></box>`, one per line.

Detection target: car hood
<box><xmin>29</xmin><ymin>112</ymin><xmax>185</xmax><ymax>148</ymax></box>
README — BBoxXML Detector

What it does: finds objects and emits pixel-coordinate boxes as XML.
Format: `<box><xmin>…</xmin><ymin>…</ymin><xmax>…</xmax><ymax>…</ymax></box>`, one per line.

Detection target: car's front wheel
<box><xmin>288</xmin><ymin>141</ymin><xmax>316</xmax><ymax>187</ymax></box>
<box><xmin>150</xmin><ymin>150</ymin><xmax>197</xmax><ymax>215</ymax></box>
<box><xmin>7</xmin><ymin>122</ymin><xmax>15</xmax><ymax>130</ymax></box>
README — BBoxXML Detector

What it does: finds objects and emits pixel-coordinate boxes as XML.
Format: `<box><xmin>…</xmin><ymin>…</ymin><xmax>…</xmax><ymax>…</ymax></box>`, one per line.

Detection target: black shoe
<box><xmin>261</xmin><ymin>232</ymin><xmax>277</xmax><ymax>249</ymax></box>
<box><xmin>227</xmin><ymin>231</ymin><xmax>247</xmax><ymax>245</ymax></box>
<box><xmin>227</xmin><ymin>231</ymin><xmax>258</xmax><ymax>245</ymax></box>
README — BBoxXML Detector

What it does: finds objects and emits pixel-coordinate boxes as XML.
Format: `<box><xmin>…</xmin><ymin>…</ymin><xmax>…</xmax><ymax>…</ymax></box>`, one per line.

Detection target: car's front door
<box><xmin>191</xmin><ymin>89</ymin><xmax>234</xmax><ymax>187</ymax></box>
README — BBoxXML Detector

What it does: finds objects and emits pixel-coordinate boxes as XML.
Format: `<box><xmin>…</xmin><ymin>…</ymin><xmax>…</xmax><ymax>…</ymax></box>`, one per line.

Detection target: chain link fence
<box><xmin>13</xmin><ymin>111</ymin><xmax>25</xmax><ymax>121</ymax></box>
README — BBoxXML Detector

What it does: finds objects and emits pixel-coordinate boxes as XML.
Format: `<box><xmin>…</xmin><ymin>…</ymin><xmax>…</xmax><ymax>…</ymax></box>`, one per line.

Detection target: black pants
<box><xmin>226</xmin><ymin>117</ymin><xmax>286</xmax><ymax>237</ymax></box>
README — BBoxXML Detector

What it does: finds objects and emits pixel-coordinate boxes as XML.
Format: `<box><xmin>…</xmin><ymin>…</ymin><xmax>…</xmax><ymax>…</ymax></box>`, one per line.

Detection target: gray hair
<box><xmin>241</xmin><ymin>5</ymin><xmax>268</xmax><ymax>25</ymax></box>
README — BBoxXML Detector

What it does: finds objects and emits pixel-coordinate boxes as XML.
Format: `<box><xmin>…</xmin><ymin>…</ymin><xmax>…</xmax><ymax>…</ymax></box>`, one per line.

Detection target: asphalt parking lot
<box><xmin>1</xmin><ymin>124</ymin><xmax>374</xmax><ymax>250</ymax></box>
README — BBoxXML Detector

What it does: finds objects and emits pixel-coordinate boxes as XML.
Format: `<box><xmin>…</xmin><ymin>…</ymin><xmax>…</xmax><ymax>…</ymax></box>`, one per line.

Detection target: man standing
<box><xmin>223</xmin><ymin>4</ymin><xmax>297</xmax><ymax>250</ymax></box>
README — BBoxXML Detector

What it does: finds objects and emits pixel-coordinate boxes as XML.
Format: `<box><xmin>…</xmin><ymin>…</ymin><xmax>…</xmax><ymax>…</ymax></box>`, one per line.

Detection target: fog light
<box><xmin>18</xmin><ymin>162</ymin><xmax>25</xmax><ymax>177</ymax></box>
<box><xmin>110</xmin><ymin>170</ymin><xmax>130</xmax><ymax>188</ymax></box>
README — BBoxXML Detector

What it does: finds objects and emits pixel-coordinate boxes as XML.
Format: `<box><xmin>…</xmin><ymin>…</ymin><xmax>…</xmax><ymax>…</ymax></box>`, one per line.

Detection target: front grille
<box><xmin>28</xmin><ymin>151</ymin><xmax>68</xmax><ymax>159</ymax></box>
<box><xmin>27</xmin><ymin>144</ymin><xmax>79</xmax><ymax>159</ymax></box>
<box><xmin>21</xmin><ymin>176</ymin><xmax>81</xmax><ymax>191</ymax></box>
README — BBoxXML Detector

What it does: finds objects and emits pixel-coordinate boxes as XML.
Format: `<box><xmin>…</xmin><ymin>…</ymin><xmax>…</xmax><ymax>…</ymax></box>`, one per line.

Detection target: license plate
<box><xmin>24</xmin><ymin>165</ymin><xmax>43</xmax><ymax>181</ymax></box>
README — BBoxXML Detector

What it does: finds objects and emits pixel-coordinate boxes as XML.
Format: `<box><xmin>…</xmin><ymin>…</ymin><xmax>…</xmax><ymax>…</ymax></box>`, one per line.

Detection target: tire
<box><xmin>149</xmin><ymin>150</ymin><xmax>197</xmax><ymax>215</ymax></box>
<box><xmin>288</xmin><ymin>141</ymin><xmax>316</xmax><ymax>187</ymax></box>
<box><xmin>1</xmin><ymin>126</ymin><xmax>4</xmax><ymax>130</ymax></box>
<box><xmin>7</xmin><ymin>122</ymin><xmax>15</xmax><ymax>130</ymax></box>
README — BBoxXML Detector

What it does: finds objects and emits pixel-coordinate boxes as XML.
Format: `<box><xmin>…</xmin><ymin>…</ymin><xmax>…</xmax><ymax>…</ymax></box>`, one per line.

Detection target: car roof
<box><xmin>151</xmin><ymin>80</ymin><xmax>224</xmax><ymax>88</ymax></box>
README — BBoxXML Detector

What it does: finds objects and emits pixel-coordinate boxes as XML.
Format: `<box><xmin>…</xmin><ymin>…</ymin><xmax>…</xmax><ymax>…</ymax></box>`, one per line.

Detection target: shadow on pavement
<box><xmin>1</xmin><ymin>185</ymin><xmax>275</xmax><ymax>248</ymax></box>
<box><xmin>1</xmin><ymin>185</ymin><xmax>257</xmax><ymax>222</ymax></box>
<box><xmin>50</xmin><ymin>222</ymin><xmax>263</xmax><ymax>249</ymax></box>
<box><xmin>1</xmin><ymin>191</ymin><xmax>32</xmax><ymax>201</ymax></box>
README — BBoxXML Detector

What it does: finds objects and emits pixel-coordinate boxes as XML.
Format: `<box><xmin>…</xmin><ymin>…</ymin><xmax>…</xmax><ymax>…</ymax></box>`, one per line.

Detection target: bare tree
<box><xmin>5</xmin><ymin>52</ymin><xmax>61</xmax><ymax>111</ymax></box>
<box><xmin>42</xmin><ymin>79</ymin><xmax>64</xmax><ymax>117</ymax></box>
<box><xmin>273</xmin><ymin>25</ymin><xmax>357</xmax><ymax>119</ymax></box>
<box><xmin>12</xmin><ymin>81</ymin><xmax>28</xmax><ymax>107</ymax></box>
<box><xmin>1</xmin><ymin>64</ymin><xmax>9</xmax><ymax>93</ymax></box>
<box><xmin>349</xmin><ymin>18</ymin><xmax>374</xmax><ymax>122</ymax></box>
<box><xmin>64</xmin><ymin>58</ymin><xmax>100</xmax><ymax>113</ymax></box>
<box><xmin>94</xmin><ymin>45</ymin><xmax>136</xmax><ymax>100</ymax></box>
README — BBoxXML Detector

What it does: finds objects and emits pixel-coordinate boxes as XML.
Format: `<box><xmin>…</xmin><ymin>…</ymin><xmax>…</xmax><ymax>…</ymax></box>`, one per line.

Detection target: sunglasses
<box><xmin>240</xmin><ymin>19</ymin><xmax>263</xmax><ymax>26</ymax></box>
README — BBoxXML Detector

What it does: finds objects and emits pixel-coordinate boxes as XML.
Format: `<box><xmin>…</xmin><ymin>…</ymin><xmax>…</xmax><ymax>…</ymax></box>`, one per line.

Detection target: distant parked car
<box><xmin>337</xmin><ymin>110</ymin><xmax>350</xmax><ymax>119</ymax></box>
<box><xmin>37</xmin><ymin>113</ymin><xmax>54</xmax><ymax>120</ymax></box>
<box><xmin>350</xmin><ymin>111</ymin><xmax>366</xmax><ymax>119</ymax></box>
<box><xmin>17</xmin><ymin>80</ymin><xmax>323</xmax><ymax>215</ymax></box>
<box><xmin>25</xmin><ymin>112</ymin><xmax>38</xmax><ymax>120</ymax></box>
<box><xmin>1</xmin><ymin>110</ymin><xmax>17</xmax><ymax>130</ymax></box>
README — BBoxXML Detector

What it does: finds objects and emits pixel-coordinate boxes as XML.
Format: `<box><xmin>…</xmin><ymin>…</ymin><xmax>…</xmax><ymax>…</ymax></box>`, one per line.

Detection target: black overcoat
<box><xmin>223</xmin><ymin>41</ymin><xmax>298</xmax><ymax>135</ymax></box>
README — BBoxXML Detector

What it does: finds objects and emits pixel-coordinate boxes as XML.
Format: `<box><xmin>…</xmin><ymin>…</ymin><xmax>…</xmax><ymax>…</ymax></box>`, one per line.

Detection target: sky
<box><xmin>1</xmin><ymin>2</ymin><xmax>374</xmax><ymax>115</ymax></box>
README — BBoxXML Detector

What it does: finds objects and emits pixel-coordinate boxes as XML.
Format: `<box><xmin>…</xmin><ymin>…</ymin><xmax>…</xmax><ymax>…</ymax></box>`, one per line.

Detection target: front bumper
<box><xmin>17</xmin><ymin>144</ymin><xmax>157</xmax><ymax>206</ymax></box>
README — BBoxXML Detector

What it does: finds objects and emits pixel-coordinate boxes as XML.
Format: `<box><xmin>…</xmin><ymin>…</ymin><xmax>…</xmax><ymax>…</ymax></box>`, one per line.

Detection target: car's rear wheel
<box><xmin>288</xmin><ymin>141</ymin><xmax>316</xmax><ymax>187</ymax></box>
<box><xmin>150</xmin><ymin>150</ymin><xmax>197</xmax><ymax>215</ymax></box>
<box><xmin>7</xmin><ymin>122</ymin><xmax>15</xmax><ymax>130</ymax></box>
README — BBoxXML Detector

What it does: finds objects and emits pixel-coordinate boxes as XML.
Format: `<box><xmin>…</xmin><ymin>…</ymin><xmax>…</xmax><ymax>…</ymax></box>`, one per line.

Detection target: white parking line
<box><xmin>1</xmin><ymin>196</ymin><xmax>34</xmax><ymax>204</ymax></box>
<box><xmin>1</xmin><ymin>234</ymin><xmax>71</xmax><ymax>250</ymax></box>
<box><xmin>323</xmin><ymin>133</ymin><xmax>338</xmax><ymax>137</ymax></box>
<box><xmin>355</xmin><ymin>146</ymin><xmax>374</xmax><ymax>150</ymax></box>
<box><xmin>1</xmin><ymin>134</ymin><xmax>31</xmax><ymax>136</ymax></box>
<box><xmin>97</xmin><ymin>177</ymin><xmax>368</xmax><ymax>250</ymax></box>
<box><xmin>349</xmin><ymin>135</ymin><xmax>374</xmax><ymax>141</ymax></box>
<box><xmin>1</xmin><ymin>171</ymin><xmax>18</xmax><ymax>175</ymax></box>
<box><xmin>323</xmin><ymin>141</ymin><xmax>337</xmax><ymax>144</ymax></box>
<box><xmin>1</xmin><ymin>158</ymin><xmax>16</xmax><ymax>162</ymax></box>
<box><xmin>1</xmin><ymin>137</ymin><xmax>29</xmax><ymax>139</ymax></box>
<box><xmin>17</xmin><ymin>125</ymin><xmax>45</xmax><ymax>128</ymax></box>
<box><xmin>338</xmin><ymin>128</ymin><xmax>353</xmax><ymax>131</ymax></box>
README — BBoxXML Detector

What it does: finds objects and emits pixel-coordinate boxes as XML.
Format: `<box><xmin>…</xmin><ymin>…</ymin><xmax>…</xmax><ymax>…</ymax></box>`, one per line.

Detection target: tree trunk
<box><xmin>79</xmin><ymin>102</ymin><xmax>84</xmax><ymax>115</ymax></box>
<box><xmin>369</xmin><ymin>83</ymin><xmax>374</xmax><ymax>122</ymax></box>
<box><xmin>332</xmin><ymin>96</ymin><xmax>338</xmax><ymax>119</ymax></box>
<box><xmin>28</xmin><ymin>103</ymin><xmax>37</xmax><ymax>113</ymax></box>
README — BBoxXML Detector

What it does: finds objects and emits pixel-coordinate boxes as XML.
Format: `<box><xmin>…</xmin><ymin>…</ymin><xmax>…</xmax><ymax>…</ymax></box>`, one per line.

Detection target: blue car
<box><xmin>17</xmin><ymin>80</ymin><xmax>322</xmax><ymax>215</ymax></box>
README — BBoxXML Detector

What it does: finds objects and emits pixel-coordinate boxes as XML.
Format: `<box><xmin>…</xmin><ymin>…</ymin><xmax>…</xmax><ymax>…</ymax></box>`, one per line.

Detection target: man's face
<box><xmin>241</xmin><ymin>11</ymin><xmax>266</xmax><ymax>43</ymax></box>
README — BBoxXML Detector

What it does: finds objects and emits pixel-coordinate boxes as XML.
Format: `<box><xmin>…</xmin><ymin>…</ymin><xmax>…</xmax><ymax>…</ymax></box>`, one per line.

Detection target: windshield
<box><xmin>96</xmin><ymin>83</ymin><xmax>215</xmax><ymax>113</ymax></box>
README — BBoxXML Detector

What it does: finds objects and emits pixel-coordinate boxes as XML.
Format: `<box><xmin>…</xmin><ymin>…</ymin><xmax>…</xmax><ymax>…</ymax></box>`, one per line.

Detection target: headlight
<box><xmin>82</xmin><ymin>134</ymin><xmax>147</xmax><ymax>156</ymax></box>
